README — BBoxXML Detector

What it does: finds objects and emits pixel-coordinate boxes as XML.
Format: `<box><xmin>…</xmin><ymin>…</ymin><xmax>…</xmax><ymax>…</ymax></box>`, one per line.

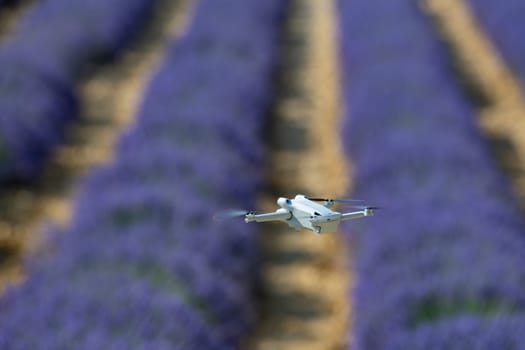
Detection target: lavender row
<box><xmin>466</xmin><ymin>0</ymin><xmax>525</xmax><ymax>89</ymax></box>
<box><xmin>337</xmin><ymin>0</ymin><xmax>525</xmax><ymax>348</ymax></box>
<box><xmin>0</xmin><ymin>0</ymin><xmax>285</xmax><ymax>348</ymax></box>
<box><xmin>0</xmin><ymin>0</ymin><xmax>156</xmax><ymax>182</ymax></box>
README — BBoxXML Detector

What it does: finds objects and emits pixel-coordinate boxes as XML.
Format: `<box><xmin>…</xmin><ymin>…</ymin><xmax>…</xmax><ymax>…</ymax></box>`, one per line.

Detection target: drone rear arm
<box><xmin>245</xmin><ymin>209</ymin><xmax>291</xmax><ymax>223</ymax></box>
<box><xmin>341</xmin><ymin>208</ymin><xmax>374</xmax><ymax>221</ymax></box>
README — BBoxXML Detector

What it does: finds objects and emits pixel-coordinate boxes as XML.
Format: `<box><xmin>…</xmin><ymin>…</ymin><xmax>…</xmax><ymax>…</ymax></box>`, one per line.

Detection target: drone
<box><xmin>215</xmin><ymin>194</ymin><xmax>378</xmax><ymax>234</ymax></box>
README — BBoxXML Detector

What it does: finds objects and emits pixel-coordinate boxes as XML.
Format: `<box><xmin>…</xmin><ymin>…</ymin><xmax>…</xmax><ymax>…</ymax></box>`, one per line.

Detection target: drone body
<box><xmin>241</xmin><ymin>194</ymin><xmax>376</xmax><ymax>234</ymax></box>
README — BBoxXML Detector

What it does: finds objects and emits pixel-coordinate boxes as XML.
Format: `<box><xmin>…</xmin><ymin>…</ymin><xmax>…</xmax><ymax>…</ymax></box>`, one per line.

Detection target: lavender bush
<box><xmin>466</xmin><ymin>0</ymin><xmax>525</xmax><ymax>89</ymax></box>
<box><xmin>0</xmin><ymin>0</ymin><xmax>155</xmax><ymax>182</ymax></box>
<box><xmin>337</xmin><ymin>0</ymin><xmax>525</xmax><ymax>348</ymax></box>
<box><xmin>0</xmin><ymin>0</ymin><xmax>284</xmax><ymax>348</ymax></box>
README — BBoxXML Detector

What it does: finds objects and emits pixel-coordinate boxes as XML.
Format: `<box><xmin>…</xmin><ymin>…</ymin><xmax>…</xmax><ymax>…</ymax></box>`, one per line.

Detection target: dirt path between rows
<box><xmin>424</xmin><ymin>0</ymin><xmax>525</xmax><ymax>210</ymax></box>
<box><xmin>247</xmin><ymin>0</ymin><xmax>352</xmax><ymax>349</ymax></box>
<box><xmin>0</xmin><ymin>0</ymin><xmax>193</xmax><ymax>294</ymax></box>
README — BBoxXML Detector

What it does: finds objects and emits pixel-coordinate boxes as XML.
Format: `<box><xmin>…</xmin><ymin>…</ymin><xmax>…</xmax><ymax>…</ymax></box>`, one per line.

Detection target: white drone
<box><xmin>215</xmin><ymin>194</ymin><xmax>378</xmax><ymax>234</ymax></box>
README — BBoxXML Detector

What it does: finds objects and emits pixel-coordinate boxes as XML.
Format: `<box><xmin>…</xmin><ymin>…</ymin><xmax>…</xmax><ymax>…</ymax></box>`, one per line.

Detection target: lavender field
<box><xmin>0</xmin><ymin>0</ymin><xmax>525</xmax><ymax>349</ymax></box>
<box><xmin>338</xmin><ymin>0</ymin><xmax>525</xmax><ymax>348</ymax></box>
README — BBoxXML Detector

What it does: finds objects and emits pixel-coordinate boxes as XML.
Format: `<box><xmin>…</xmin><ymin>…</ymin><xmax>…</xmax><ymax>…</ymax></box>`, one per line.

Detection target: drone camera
<box><xmin>277</xmin><ymin>197</ymin><xmax>293</xmax><ymax>209</ymax></box>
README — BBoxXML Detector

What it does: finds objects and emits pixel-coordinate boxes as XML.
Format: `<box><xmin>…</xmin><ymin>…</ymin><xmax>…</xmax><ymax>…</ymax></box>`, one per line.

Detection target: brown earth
<box><xmin>246</xmin><ymin>0</ymin><xmax>352</xmax><ymax>349</ymax></box>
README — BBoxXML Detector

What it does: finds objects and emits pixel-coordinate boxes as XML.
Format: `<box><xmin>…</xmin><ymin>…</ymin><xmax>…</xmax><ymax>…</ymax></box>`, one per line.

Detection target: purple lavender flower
<box><xmin>0</xmin><ymin>0</ymin><xmax>285</xmax><ymax>348</ymax></box>
<box><xmin>0</xmin><ymin>0</ymin><xmax>156</xmax><ymax>182</ymax></box>
<box><xmin>337</xmin><ymin>0</ymin><xmax>525</xmax><ymax>348</ymax></box>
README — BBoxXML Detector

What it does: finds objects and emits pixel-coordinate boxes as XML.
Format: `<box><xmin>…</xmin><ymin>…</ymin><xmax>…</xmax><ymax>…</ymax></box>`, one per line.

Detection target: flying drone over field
<box><xmin>215</xmin><ymin>194</ymin><xmax>378</xmax><ymax>234</ymax></box>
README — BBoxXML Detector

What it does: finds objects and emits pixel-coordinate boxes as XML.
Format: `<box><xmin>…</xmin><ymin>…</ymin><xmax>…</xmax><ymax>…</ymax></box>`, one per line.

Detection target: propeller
<box><xmin>349</xmin><ymin>205</ymin><xmax>382</xmax><ymax>210</ymax></box>
<box><xmin>213</xmin><ymin>209</ymin><xmax>255</xmax><ymax>221</ymax></box>
<box><xmin>307</xmin><ymin>197</ymin><xmax>365</xmax><ymax>203</ymax></box>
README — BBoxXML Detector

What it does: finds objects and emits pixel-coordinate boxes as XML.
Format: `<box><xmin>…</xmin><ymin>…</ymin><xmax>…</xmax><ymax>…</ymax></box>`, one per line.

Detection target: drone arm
<box><xmin>245</xmin><ymin>209</ymin><xmax>291</xmax><ymax>223</ymax></box>
<box><xmin>341</xmin><ymin>208</ymin><xmax>374</xmax><ymax>221</ymax></box>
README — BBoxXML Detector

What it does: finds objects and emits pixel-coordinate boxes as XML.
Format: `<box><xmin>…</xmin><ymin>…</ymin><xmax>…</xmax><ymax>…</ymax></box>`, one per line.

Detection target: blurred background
<box><xmin>0</xmin><ymin>0</ymin><xmax>525</xmax><ymax>349</ymax></box>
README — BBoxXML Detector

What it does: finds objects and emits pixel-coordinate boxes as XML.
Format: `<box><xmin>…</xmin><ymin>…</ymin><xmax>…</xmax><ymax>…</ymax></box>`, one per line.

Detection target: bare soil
<box><xmin>246</xmin><ymin>0</ymin><xmax>352</xmax><ymax>349</ymax></box>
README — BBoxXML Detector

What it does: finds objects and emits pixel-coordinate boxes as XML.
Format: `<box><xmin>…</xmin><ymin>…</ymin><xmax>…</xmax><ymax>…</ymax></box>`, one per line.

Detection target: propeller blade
<box><xmin>333</xmin><ymin>198</ymin><xmax>366</xmax><ymax>203</ymax></box>
<box><xmin>349</xmin><ymin>205</ymin><xmax>382</xmax><ymax>210</ymax></box>
<box><xmin>307</xmin><ymin>197</ymin><xmax>364</xmax><ymax>203</ymax></box>
<box><xmin>213</xmin><ymin>209</ymin><xmax>254</xmax><ymax>221</ymax></box>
